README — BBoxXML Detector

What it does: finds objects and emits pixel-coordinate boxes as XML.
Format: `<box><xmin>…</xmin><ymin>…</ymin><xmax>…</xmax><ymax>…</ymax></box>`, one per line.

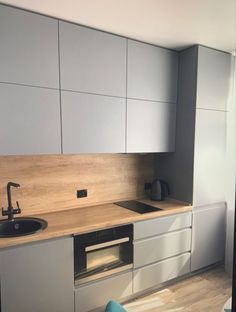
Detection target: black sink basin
<box><xmin>0</xmin><ymin>217</ymin><xmax>48</xmax><ymax>237</ymax></box>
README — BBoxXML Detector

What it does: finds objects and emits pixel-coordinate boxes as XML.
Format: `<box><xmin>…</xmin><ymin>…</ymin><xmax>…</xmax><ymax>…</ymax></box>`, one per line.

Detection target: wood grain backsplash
<box><xmin>0</xmin><ymin>154</ymin><xmax>154</xmax><ymax>216</ymax></box>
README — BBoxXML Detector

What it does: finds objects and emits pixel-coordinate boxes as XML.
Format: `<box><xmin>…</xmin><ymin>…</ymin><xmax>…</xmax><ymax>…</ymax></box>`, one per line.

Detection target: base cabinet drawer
<box><xmin>133</xmin><ymin>253</ymin><xmax>190</xmax><ymax>293</ymax></box>
<box><xmin>134</xmin><ymin>228</ymin><xmax>191</xmax><ymax>268</ymax></box>
<box><xmin>74</xmin><ymin>272</ymin><xmax>132</xmax><ymax>312</ymax></box>
<box><xmin>134</xmin><ymin>212</ymin><xmax>192</xmax><ymax>240</ymax></box>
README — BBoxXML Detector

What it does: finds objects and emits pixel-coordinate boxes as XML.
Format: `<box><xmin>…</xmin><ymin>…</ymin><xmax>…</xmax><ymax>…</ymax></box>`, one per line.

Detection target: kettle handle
<box><xmin>160</xmin><ymin>180</ymin><xmax>170</xmax><ymax>197</ymax></box>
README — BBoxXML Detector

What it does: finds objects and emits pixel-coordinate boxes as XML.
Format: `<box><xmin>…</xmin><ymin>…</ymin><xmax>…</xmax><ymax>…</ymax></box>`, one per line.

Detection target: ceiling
<box><xmin>1</xmin><ymin>0</ymin><xmax>236</xmax><ymax>53</ymax></box>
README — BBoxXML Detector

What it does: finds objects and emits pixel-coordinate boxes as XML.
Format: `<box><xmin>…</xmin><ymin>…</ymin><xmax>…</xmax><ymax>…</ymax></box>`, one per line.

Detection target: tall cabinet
<box><xmin>156</xmin><ymin>45</ymin><xmax>234</xmax><ymax>271</ymax></box>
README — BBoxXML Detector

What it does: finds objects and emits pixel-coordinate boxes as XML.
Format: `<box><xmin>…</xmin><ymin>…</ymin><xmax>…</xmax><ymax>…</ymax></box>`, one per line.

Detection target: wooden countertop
<box><xmin>0</xmin><ymin>198</ymin><xmax>192</xmax><ymax>249</ymax></box>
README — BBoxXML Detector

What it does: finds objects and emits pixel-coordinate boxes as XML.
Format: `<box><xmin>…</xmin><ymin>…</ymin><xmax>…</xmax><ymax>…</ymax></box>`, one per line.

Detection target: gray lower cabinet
<box><xmin>0</xmin><ymin>237</ymin><xmax>74</xmax><ymax>312</ymax></box>
<box><xmin>196</xmin><ymin>46</ymin><xmax>233</xmax><ymax>111</ymax></box>
<box><xmin>133</xmin><ymin>252</ymin><xmax>190</xmax><ymax>293</ymax></box>
<box><xmin>193</xmin><ymin>109</ymin><xmax>226</xmax><ymax>206</ymax></box>
<box><xmin>0</xmin><ymin>84</ymin><xmax>61</xmax><ymax>155</ymax></box>
<box><xmin>127</xmin><ymin>39</ymin><xmax>178</xmax><ymax>103</ymax></box>
<box><xmin>59</xmin><ymin>21</ymin><xmax>127</xmax><ymax>97</ymax></box>
<box><xmin>74</xmin><ymin>271</ymin><xmax>132</xmax><ymax>312</ymax></box>
<box><xmin>134</xmin><ymin>212</ymin><xmax>192</xmax><ymax>240</ymax></box>
<box><xmin>0</xmin><ymin>4</ymin><xmax>59</xmax><ymax>88</ymax></box>
<box><xmin>191</xmin><ymin>203</ymin><xmax>226</xmax><ymax>272</ymax></box>
<box><xmin>134</xmin><ymin>229</ymin><xmax>191</xmax><ymax>268</ymax></box>
<box><xmin>61</xmin><ymin>91</ymin><xmax>126</xmax><ymax>153</ymax></box>
<box><xmin>127</xmin><ymin>99</ymin><xmax>176</xmax><ymax>153</ymax></box>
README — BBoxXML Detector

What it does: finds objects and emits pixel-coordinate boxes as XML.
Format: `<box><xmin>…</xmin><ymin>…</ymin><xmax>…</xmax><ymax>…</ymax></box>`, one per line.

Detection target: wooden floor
<box><xmin>124</xmin><ymin>267</ymin><xmax>232</xmax><ymax>312</ymax></box>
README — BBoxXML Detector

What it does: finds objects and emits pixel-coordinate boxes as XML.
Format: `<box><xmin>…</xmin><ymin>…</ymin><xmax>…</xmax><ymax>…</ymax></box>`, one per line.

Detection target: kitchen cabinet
<box><xmin>133</xmin><ymin>253</ymin><xmax>190</xmax><ymax>293</ymax></box>
<box><xmin>193</xmin><ymin>109</ymin><xmax>226</xmax><ymax>206</ymax></box>
<box><xmin>0</xmin><ymin>237</ymin><xmax>74</xmax><ymax>312</ymax></box>
<box><xmin>134</xmin><ymin>229</ymin><xmax>191</xmax><ymax>268</ymax></box>
<box><xmin>133</xmin><ymin>213</ymin><xmax>192</xmax><ymax>293</ymax></box>
<box><xmin>191</xmin><ymin>203</ymin><xmax>226</xmax><ymax>271</ymax></box>
<box><xmin>0</xmin><ymin>4</ymin><xmax>59</xmax><ymax>88</ymax></box>
<box><xmin>61</xmin><ymin>91</ymin><xmax>126</xmax><ymax>153</ymax></box>
<box><xmin>74</xmin><ymin>271</ymin><xmax>132</xmax><ymax>312</ymax></box>
<box><xmin>196</xmin><ymin>46</ymin><xmax>233</xmax><ymax>111</ymax></box>
<box><xmin>0</xmin><ymin>84</ymin><xmax>61</xmax><ymax>155</ymax></box>
<box><xmin>59</xmin><ymin>21</ymin><xmax>127</xmax><ymax>97</ymax></box>
<box><xmin>127</xmin><ymin>39</ymin><xmax>179</xmax><ymax>103</ymax></box>
<box><xmin>127</xmin><ymin>99</ymin><xmax>176</xmax><ymax>152</ymax></box>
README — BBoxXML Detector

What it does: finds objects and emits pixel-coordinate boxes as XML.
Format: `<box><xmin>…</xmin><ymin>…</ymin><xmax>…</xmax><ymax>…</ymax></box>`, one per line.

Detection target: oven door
<box><xmin>74</xmin><ymin>225</ymin><xmax>133</xmax><ymax>285</ymax></box>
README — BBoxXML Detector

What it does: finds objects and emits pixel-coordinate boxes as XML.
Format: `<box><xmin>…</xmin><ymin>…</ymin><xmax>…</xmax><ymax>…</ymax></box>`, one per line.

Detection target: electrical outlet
<box><xmin>77</xmin><ymin>189</ymin><xmax>88</xmax><ymax>198</ymax></box>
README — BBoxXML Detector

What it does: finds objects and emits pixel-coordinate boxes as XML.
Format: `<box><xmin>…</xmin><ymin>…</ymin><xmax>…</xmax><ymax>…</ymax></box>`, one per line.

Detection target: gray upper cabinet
<box><xmin>0</xmin><ymin>237</ymin><xmax>74</xmax><ymax>312</ymax></box>
<box><xmin>196</xmin><ymin>46</ymin><xmax>233</xmax><ymax>111</ymax></box>
<box><xmin>127</xmin><ymin>40</ymin><xmax>179</xmax><ymax>103</ymax></box>
<box><xmin>61</xmin><ymin>91</ymin><xmax>126</xmax><ymax>153</ymax></box>
<box><xmin>0</xmin><ymin>5</ymin><xmax>59</xmax><ymax>88</ymax></box>
<box><xmin>0</xmin><ymin>84</ymin><xmax>61</xmax><ymax>155</ymax></box>
<box><xmin>59</xmin><ymin>21</ymin><xmax>127</xmax><ymax>97</ymax></box>
<box><xmin>127</xmin><ymin>99</ymin><xmax>176</xmax><ymax>153</ymax></box>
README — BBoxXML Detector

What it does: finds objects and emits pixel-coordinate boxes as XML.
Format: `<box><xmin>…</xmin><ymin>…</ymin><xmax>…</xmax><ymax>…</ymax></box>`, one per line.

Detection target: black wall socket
<box><xmin>77</xmin><ymin>189</ymin><xmax>88</xmax><ymax>198</ymax></box>
<box><xmin>144</xmin><ymin>182</ymin><xmax>152</xmax><ymax>190</ymax></box>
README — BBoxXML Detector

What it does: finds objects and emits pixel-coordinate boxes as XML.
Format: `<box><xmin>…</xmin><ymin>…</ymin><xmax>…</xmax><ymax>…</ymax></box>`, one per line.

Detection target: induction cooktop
<box><xmin>114</xmin><ymin>200</ymin><xmax>162</xmax><ymax>214</ymax></box>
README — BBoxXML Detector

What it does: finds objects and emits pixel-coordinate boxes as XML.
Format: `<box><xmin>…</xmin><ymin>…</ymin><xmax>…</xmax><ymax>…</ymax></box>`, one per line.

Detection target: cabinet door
<box><xmin>193</xmin><ymin>109</ymin><xmax>226</xmax><ymax>206</ymax></box>
<box><xmin>61</xmin><ymin>91</ymin><xmax>126</xmax><ymax>153</ymax></box>
<box><xmin>127</xmin><ymin>99</ymin><xmax>176</xmax><ymax>152</ymax></box>
<box><xmin>133</xmin><ymin>253</ymin><xmax>190</xmax><ymax>293</ymax></box>
<box><xmin>127</xmin><ymin>40</ymin><xmax>178</xmax><ymax>103</ymax></box>
<box><xmin>196</xmin><ymin>46</ymin><xmax>233</xmax><ymax>111</ymax></box>
<box><xmin>75</xmin><ymin>272</ymin><xmax>132</xmax><ymax>312</ymax></box>
<box><xmin>59</xmin><ymin>21</ymin><xmax>126</xmax><ymax>97</ymax></box>
<box><xmin>0</xmin><ymin>237</ymin><xmax>74</xmax><ymax>312</ymax></box>
<box><xmin>134</xmin><ymin>229</ymin><xmax>191</xmax><ymax>268</ymax></box>
<box><xmin>134</xmin><ymin>212</ymin><xmax>192</xmax><ymax>240</ymax></box>
<box><xmin>0</xmin><ymin>84</ymin><xmax>61</xmax><ymax>155</ymax></box>
<box><xmin>0</xmin><ymin>5</ymin><xmax>59</xmax><ymax>88</ymax></box>
<box><xmin>191</xmin><ymin>203</ymin><xmax>226</xmax><ymax>272</ymax></box>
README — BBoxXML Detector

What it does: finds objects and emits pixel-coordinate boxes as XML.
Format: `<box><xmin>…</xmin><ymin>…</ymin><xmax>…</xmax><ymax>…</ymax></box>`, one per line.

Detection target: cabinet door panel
<box><xmin>0</xmin><ymin>84</ymin><xmax>61</xmax><ymax>155</ymax></box>
<box><xmin>0</xmin><ymin>237</ymin><xmax>74</xmax><ymax>312</ymax></box>
<box><xmin>134</xmin><ymin>228</ymin><xmax>191</xmax><ymax>268</ymax></box>
<box><xmin>133</xmin><ymin>253</ymin><xmax>190</xmax><ymax>293</ymax></box>
<box><xmin>127</xmin><ymin>99</ymin><xmax>176</xmax><ymax>153</ymax></box>
<box><xmin>193</xmin><ymin>109</ymin><xmax>226</xmax><ymax>206</ymax></box>
<box><xmin>0</xmin><ymin>5</ymin><xmax>59</xmax><ymax>88</ymax></box>
<box><xmin>134</xmin><ymin>212</ymin><xmax>192</xmax><ymax>240</ymax></box>
<box><xmin>74</xmin><ymin>272</ymin><xmax>132</xmax><ymax>312</ymax></box>
<box><xmin>191</xmin><ymin>203</ymin><xmax>226</xmax><ymax>272</ymax></box>
<box><xmin>197</xmin><ymin>46</ymin><xmax>233</xmax><ymax>111</ymax></box>
<box><xmin>127</xmin><ymin>40</ymin><xmax>178</xmax><ymax>103</ymax></box>
<box><xmin>62</xmin><ymin>91</ymin><xmax>126</xmax><ymax>153</ymax></box>
<box><xmin>59</xmin><ymin>21</ymin><xmax>126</xmax><ymax>97</ymax></box>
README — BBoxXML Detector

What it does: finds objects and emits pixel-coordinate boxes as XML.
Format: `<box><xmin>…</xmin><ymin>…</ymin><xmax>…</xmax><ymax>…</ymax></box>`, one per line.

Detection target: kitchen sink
<box><xmin>0</xmin><ymin>217</ymin><xmax>48</xmax><ymax>237</ymax></box>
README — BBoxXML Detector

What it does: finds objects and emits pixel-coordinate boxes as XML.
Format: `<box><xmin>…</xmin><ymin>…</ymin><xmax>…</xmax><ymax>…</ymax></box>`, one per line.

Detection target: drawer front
<box><xmin>133</xmin><ymin>252</ymin><xmax>190</xmax><ymax>293</ymax></box>
<box><xmin>134</xmin><ymin>228</ymin><xmax>191</xmax><ymax>268</ymax></box>
<box><xmin>74</xmin><ymin>272</ymin><xmax>132</xmax><ymax>312</ymax></box>
<box><xmin>134</xmin><ymin>212</ymin><xmax>192</xmax><ymax>240</ymax></box>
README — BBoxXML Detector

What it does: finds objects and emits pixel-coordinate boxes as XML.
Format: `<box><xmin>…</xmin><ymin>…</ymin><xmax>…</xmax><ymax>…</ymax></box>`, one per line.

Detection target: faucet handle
<box><xmin>13</xmin><ymin>201</ymin><xmax>21</xmax><ymax>214</ymax></box>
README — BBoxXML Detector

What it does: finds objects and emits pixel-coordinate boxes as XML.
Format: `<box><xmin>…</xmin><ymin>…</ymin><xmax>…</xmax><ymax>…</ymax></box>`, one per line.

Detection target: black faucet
<box><xmin>2</xmin><ymin>182</ymin><xmax>21</xmax><ymax>220</ymax></box>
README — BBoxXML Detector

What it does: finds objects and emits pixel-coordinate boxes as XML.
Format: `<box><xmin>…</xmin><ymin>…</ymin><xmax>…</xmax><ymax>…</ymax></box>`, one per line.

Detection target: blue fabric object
<box><xmin>105</xmin><ymin>300</ymin><xmax>127</xmax><ymax>312</ymax></box>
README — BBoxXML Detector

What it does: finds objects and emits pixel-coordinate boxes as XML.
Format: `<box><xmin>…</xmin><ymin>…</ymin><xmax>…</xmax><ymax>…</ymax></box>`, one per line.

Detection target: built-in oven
<box><xmin>74</xmin><ymin>224</ymin><xmax>133</xmax><ymax>285</ymax></box>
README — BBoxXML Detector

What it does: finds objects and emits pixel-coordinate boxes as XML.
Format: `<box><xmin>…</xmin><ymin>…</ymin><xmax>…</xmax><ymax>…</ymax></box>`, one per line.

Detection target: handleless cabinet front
<box><xmin>0</xmin><ymin>84</ymin><xmax>61</xmax><ymax>155</ymax></box>
<box><xmin>0</xmin><ymin>237</ymin><xmax>74</xmax><ymax>312</ymax></box>
<box><xmin>0</xmin><ymin>4</ymin><xmax>59</xmax><ymax>88</ymax></box>
<box><xmin>127</xmin><ymin>99</ymin><xmax>176</xmax><ymax>152</ymax></box>
<box><xmin>134</xmin><ymin>228</ymin><xmax>191</xmax><ymax>268</ymax></box>
<box><xmin>61</xmin><ymin>91</ymin><xmax>126</xmax><ymax>153</ymax></box>
<box><xmin>127</xmin><ymin>40</ymin><xmax>178</xmax><ymax>103</ymax></box>
<box><xmin>59</xmin><ymin>21</ymin><xmax>127</xmax><ymax>97</ymax></box>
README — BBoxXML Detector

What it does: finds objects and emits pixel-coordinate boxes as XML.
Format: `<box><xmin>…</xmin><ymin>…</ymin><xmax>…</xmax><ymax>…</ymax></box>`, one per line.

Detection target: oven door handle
<box><xmin>85</xmin><ymin>237</ymin><xmax>130</xmax><ymax>252</ymax></box>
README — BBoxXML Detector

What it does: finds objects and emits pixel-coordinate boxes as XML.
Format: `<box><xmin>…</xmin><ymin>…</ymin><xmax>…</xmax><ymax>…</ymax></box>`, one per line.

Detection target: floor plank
<box><xmin>124</xmin><ymin>267</ymin><xmax>232</xmax><ymax>312</ymax></box>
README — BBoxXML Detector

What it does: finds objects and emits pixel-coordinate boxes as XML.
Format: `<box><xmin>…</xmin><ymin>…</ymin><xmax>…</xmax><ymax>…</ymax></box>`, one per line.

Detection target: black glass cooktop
<box><xmin>114</xmin><ymin>200</ymin><xmax>162</xmax><ymax>214</ymax></box>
